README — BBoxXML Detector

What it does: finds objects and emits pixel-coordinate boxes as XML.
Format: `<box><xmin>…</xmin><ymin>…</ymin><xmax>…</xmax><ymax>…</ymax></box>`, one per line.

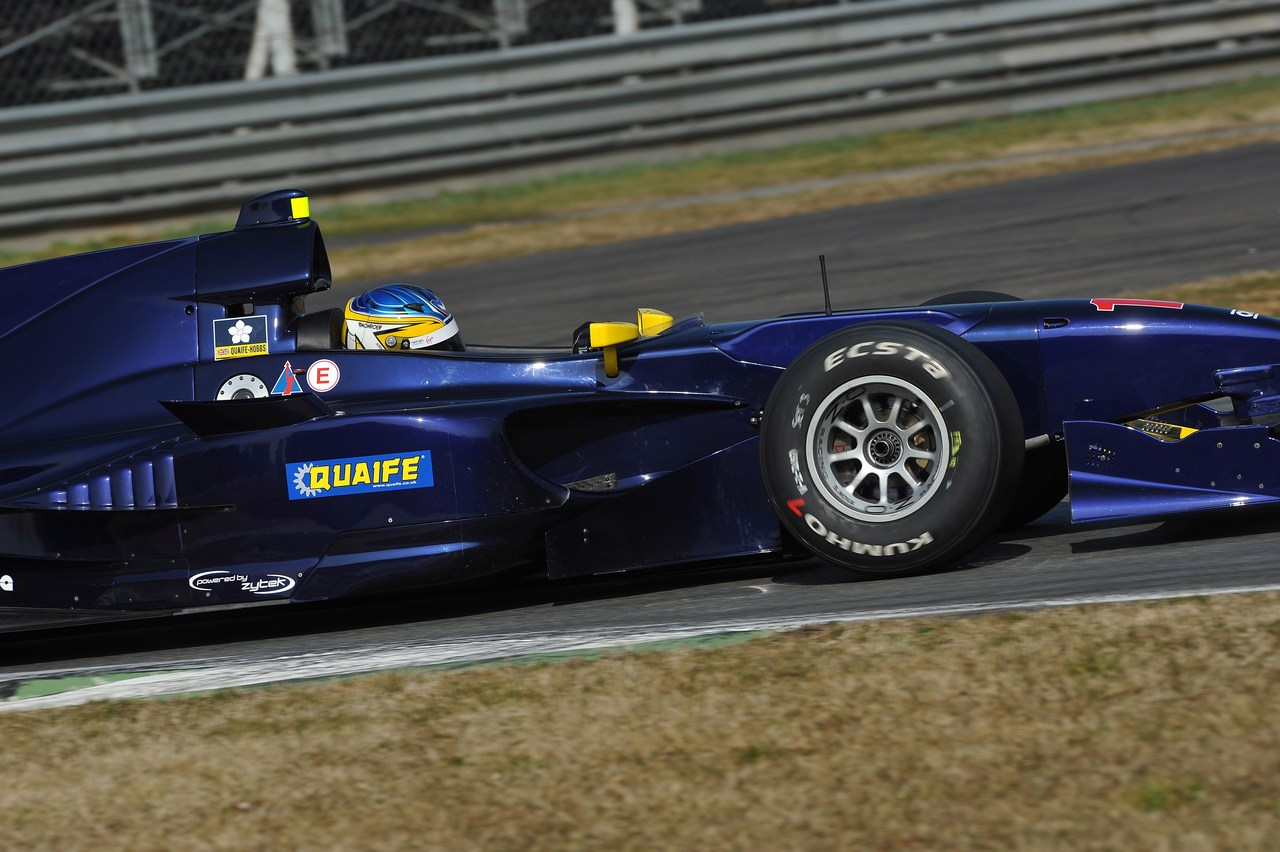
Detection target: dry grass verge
<box><xmin>1140</xmin><ymin>269</ymin><xmax>1280</xmax><ymax>317</ymax></box>
<box><xmin>2</xmin><ymin>593</ymin><xmax>1278</xmax><ymax>850</ymax></box>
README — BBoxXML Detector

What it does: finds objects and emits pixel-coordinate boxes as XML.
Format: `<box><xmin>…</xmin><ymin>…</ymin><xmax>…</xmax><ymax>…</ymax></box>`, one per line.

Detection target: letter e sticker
<box><xmin>307</xmin><ymin>359</ymin><xmax>340</xmax><ymax>392</ymax></box>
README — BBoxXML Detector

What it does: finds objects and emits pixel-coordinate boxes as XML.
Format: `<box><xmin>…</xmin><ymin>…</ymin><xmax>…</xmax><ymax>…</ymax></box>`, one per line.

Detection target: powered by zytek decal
<box><xmin>189</xmin><ymin>570</ymin><xmax>296</xmax><ymax>596</ymax></box>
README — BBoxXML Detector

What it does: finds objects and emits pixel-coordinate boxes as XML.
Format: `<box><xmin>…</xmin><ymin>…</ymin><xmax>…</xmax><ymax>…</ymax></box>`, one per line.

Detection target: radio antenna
<box><xmin>819</xmin><ymin>255</ymin><xmax>832</xmax><ymax>316</ymax></box>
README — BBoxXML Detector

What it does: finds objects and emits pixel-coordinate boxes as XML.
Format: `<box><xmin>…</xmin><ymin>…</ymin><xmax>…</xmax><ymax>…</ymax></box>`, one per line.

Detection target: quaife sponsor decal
<box><xmin>189</xmin><ymin>570</ymin><xmax>296</xmax><ymax>596</ymax></box>
<box><xmin>213</xmin><ymin>315</ymin><xmax>270</xmax><ymax>360</ymax></box>
<box><xmin>286</xmin><ymin>451</ymin><xmax>433</xmax><ymax>500</ymax></box>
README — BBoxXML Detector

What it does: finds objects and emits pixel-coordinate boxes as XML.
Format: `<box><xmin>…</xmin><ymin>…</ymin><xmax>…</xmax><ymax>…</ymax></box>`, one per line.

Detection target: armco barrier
<box><xmin>1</xmin><ymin>0</ymin><xmax>1279</xmax><ymax>234</ymax></box>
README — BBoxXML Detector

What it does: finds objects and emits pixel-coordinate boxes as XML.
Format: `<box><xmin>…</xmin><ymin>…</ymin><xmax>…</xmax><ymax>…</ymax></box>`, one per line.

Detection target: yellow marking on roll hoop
<box><xmin>589</xmin><ymin>321</ymin><xmax>639</xmax><ymax>378</ymax></box>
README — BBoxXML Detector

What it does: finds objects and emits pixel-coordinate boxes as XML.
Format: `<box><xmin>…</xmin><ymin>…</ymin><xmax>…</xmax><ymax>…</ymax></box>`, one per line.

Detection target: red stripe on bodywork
<box><xmin>1090</xmin><ymin>298</ymin><xmax>1184</xmax><ymax>311</ymax></box>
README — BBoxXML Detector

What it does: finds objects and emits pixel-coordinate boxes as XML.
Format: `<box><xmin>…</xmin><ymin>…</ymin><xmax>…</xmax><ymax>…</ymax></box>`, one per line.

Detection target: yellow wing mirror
<box><xmin>588</xmin><ymin>309</ymin><xmax>673</xmax><ymax>377</ymax></box>
<box><xmin>637</xmin><ymin>308</ymin><xmax>673</xmax><ymax>337</ymax></box>
<box><xmin>589</xmin><ymin>322</ymin><xmax>638</xmax><ymax>378</ymax></box>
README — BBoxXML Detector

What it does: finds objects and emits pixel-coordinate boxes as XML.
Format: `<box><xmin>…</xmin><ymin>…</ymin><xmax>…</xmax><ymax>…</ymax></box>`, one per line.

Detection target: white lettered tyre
<box><xmin>760</xmin><ymin>322</ymin><xmax>1024</xmax><ymax>576</ymax></box>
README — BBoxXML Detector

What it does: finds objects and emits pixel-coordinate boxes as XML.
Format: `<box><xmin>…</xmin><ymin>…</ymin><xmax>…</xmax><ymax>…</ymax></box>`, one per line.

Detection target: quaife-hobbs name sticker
<box><xmin>287</xmin><ymin>451</ymin><xmax>433</xmax><ymax>500</ymax></box>
<box><xmin>214</xmin><ymin>315</ymin><xmax>270</xmax><ymax>360</ymax></box>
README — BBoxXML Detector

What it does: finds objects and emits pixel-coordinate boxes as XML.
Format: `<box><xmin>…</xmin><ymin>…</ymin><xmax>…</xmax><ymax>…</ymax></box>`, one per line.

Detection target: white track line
<box><xmin>3</xmin><ymin>582</ymin><xmax>1279</xmax><ymax>712</ymax></box>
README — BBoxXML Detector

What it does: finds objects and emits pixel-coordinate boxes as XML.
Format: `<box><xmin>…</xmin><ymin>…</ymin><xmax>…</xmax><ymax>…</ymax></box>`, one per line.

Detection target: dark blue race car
<box><xmin>1</xmin><ymin>188</ymin><xmax>1277</xmax><ymax>623</ymax></box>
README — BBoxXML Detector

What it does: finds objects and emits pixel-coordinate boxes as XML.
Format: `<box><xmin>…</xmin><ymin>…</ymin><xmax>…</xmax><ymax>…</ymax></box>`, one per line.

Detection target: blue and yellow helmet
<box><xmin>343</xmin><ymin>284</ymin><xmax>464</xmax><ymax>352</ymax></box>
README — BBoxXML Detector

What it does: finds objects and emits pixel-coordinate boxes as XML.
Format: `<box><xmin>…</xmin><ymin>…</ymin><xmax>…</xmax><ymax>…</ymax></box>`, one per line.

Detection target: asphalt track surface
<box><xmin>325</xmin><ymin>140</ymin><xmax>1280</xmax><ymax>345</ymax></box>
<box><xmin>4</xmin><ymin>142</ymin><xmax>1280</xmax><ymax>699</ymax></box>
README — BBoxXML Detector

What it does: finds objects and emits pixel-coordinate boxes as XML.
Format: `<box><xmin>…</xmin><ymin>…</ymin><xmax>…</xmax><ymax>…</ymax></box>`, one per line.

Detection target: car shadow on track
<box><xmin>771</xmin><ymin>539</ymin><xmax>1033</xmax><ymax>586</ymax></box>
<box><xmin>1068</xmin><ymin>503</ymin><xmax>1280</xmax><ymax>554</ymax></box>
<box><xmin>0</xmin><ymin>537</ymin><xmax>1048</xmax><ymax>670</ymax></box>
<box><xmin>21</xmin><ymin>497</ymin><xmax>1250</xmax><ymax>669</ymax></box>
<box><xmin>0</xmin><ymin>559</ymin><xmax>802</xmax><ymax>669</ymax></box>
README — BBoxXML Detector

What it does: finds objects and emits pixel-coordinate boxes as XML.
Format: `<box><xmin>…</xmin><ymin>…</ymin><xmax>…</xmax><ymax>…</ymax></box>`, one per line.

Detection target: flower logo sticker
<box><xmin>229</xmin><ymin>320</ymin><xmax>254</xmax><ymax>344</ymax></box>
<box><xmin>213</xmin><ymin>315</ymin><xmax>269</xmax><ymax>360</ymax></box>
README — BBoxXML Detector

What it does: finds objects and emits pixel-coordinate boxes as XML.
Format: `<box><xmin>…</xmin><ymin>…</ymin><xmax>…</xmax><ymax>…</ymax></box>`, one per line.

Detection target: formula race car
<box><xmin>1</xmin><ymin>188</ymin><xmax>1277</xmax><ymax>624</ymax></box>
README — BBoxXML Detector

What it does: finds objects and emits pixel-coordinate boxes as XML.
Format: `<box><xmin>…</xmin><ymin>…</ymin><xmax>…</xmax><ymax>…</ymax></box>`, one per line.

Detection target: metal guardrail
<box><xmin>2</xmin><ymin>0</ymin><xmax>1279</xmax><ymax>235</ymax></box>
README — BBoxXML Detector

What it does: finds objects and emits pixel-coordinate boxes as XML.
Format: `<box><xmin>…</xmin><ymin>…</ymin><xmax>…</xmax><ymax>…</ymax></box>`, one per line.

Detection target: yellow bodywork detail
<box><xmin>1129</xmin><ymin>418</ymin><xmax>1199</xmax><ymax>441</ymax></box>
<box><xmin>602</xmin><ymin>347</ymin><xmax>620</xmax><ymax>378</ymax></box>
<box><xmin>589</xmin><ymin>322</ymin><xmax>639</xmax><ymax>348</ymax></box>
<box><xmin>589</xmin><ymin>321</ymin><xmax>639</xmax><ymax>378</ymax></box>
<box><xmin>290</xmin><ymin>196</ymin><xmax>311</xmax><ymax>220</ymax></box>
<box><xmin>637</xmin><ymin>308</ymin><xmax>674</xmax><ymax>337</ymax></box>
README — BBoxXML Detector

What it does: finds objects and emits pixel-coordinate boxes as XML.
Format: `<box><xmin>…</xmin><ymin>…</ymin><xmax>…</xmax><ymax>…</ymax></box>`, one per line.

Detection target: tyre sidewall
<box><xmin>761</xmin><ymin>323</ymin><xmax>1020</xmax><ymax>574</ymax></box>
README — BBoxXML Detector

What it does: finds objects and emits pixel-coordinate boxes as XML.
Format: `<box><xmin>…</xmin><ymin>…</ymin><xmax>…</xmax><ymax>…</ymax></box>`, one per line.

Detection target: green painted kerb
<box><xmin>6</xmin><ymin>672</ymin><xmax>160</xmax><ymax>700</ymax></box>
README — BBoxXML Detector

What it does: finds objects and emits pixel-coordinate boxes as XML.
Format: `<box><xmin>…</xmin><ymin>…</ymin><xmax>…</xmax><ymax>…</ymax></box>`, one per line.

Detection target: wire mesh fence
<box><xmin>0</xmin><ymin>0</ymin><xmax>853</xmax><ymax>109</ymax></box>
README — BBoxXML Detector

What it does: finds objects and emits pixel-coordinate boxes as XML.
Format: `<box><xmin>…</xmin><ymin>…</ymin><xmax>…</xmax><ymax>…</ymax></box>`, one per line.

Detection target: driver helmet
<box><xmin>343</xmin><ymin>284</ymin><xmax>464</xmax><ymax>352</ymax></box>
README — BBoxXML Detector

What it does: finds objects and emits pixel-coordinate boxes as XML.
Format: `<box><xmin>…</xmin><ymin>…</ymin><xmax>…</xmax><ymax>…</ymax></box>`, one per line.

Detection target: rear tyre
<box><xmin>760</xmin><ymin>322</ymin><xmax>1023</xmax><ymax>577</ymax></box>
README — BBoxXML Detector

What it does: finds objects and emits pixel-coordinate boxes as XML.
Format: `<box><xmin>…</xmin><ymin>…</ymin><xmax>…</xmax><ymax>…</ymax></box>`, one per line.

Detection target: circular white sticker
<box><xmin>306</xmin><ymin>359</ymin><xmax>341</xmax><ymax>392</ymax></box>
